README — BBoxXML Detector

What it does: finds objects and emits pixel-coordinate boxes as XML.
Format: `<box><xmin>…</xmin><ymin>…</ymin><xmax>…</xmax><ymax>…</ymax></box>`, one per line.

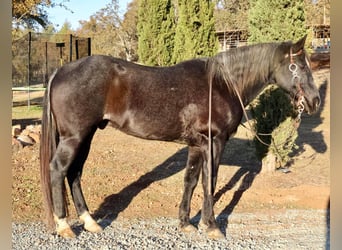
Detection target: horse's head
<box><xmin>272</xmin><ymin>35</ymin><xmax>321</xmax><ymax>114</ymax></box>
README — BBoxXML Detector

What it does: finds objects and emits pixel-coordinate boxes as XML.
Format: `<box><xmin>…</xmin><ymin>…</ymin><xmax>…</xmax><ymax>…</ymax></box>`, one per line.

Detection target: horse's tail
<box><xmin>40</xmin><ymin>69</ymin><xmax>58</xmax><ymax>230</ymax></box>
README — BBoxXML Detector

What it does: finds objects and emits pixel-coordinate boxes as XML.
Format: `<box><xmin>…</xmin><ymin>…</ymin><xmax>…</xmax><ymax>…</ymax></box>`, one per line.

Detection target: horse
<box><xmin>40</xmin><ymin>35</ymin><xmax>320</xmax><ymax>239</ymax></box>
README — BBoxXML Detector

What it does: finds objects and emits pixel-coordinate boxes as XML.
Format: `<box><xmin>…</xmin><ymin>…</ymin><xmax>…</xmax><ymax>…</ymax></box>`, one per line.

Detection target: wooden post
<box><xmin>45</xmin><ymin>42</ymin><xmax>48</xmax><ymax>87</ymax></box>
<box><xmin>75</xmin><ymin>39</ymin><xmax>79</xmax><ymax>60</ymax></box>
<box><xmin>27</xmin><ymin>32</ymin><xmax>31</xmax><ymax>109</ymax></box>
<box><xmin>88</xmin><ymin>37</ymin><xmax>91</xmax><ymax>56</ymax></box>
<box><xmin>69</xmin><ymin>34</ymin><xmax>73</xmax><ymax>62</ymax></box>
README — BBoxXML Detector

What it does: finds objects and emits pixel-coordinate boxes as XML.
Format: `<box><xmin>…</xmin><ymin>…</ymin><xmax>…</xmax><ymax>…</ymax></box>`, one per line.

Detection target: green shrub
<box><xmin>250</xmin><ymin>85</ymin><xmax>299</xmax><ymax>168</ymax></box>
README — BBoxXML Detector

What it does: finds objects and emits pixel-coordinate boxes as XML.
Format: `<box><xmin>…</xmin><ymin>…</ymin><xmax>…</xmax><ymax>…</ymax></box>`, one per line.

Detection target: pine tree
<box><xmin>248</xmin><ymin>0</ymin><xmax>306</xmax><ymax>43</ymax></box>
<box><xmin>156</xmin><ymin>0</ymin><xmax>176</xmax><ymax>66</ymax></box>
<box><xmin>137</xmin><ymin>0</ymin><xmax>176</xmax><ymax>66</ymax></box>
<box><xmin>248</xmin><ymin>0</ymin><xmax>307</xmax><ymax>169</ymax></box>
<box><xmin>172</xmin><ymin>0</ymin><xmax>217</xmax><ymax>63</ymax></box>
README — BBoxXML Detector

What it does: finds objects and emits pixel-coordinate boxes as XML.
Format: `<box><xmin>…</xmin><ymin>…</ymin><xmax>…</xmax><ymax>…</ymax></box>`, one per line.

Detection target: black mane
<box><xmin>207</xmin><ymin>42</ymin><xmax>285</xmax><ymax>105</ymax></box>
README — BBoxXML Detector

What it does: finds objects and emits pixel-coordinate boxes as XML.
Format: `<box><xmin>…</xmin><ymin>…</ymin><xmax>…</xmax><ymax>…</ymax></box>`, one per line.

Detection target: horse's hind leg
<box><xmin>66</xmin><ymin>127</ymin><xmax>102</xmax><ymax>233</ymax></box>
<box><xmin>50</xmin><ymin>136</ymin><xmax>84</xmax><ymax>238</ymax></box>
<box><xmin>179</xmin><ymin>146</ymin><xmax>202</xmax><ymax>232</ymax></box>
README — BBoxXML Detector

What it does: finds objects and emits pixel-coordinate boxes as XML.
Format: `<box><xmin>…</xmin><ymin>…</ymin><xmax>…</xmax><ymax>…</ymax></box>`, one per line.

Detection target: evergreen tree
<box><xmin>156</xmin><ymin>0</ymin><xmax>176</xmax><ymax>66</ymax></box>
<box><xmin>248</xmin><ymin>0</ymin><xmax>307</xmax><ymax>169</ymax></box>
<box><xmin>248</xmin><ymin>0</ymin><xmax>306</xmax><ymax>43</ymax></box>
<box><xmin>137</xmin><ymin>0</ymin><xmax>176</xmax><ymax>66</ymax></box>
<box><xmin>172</xmin><ymin>0</ymin><xmax>218</xmax><ymax>63</ymax></box>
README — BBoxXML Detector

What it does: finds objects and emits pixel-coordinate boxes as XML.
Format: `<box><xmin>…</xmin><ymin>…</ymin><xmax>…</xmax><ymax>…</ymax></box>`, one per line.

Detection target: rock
<box><xmin>17</xmin><ymin>134</ymin><xmax>35</xmax><ymax>146</ymax></box>
<box><xmin>12</xmin><ymin>124</ymin><xmax>41</xmax><ymax>150</ymax></box>
<box><xmin>12</xmin><ymin>137</ymin><xmax>23</xmax><ymax>152</ymax></box>
<box><xmin>21</xmin><ymin>129</ymin><xmax>30</xmax><ymax>136</ymax></box>
<box><xmin>28</xmin><ymin>132</ymin><xmax>40</xmax><ymax>143</ymax></box>
<box><xmin>25</xmin><ymin>124</ymin><xmax>35</xmax><ymax>132</ymax></box>
<box><xmin>12</xmin><ymin>125</ymin><xmax>21</xmax><ymax>137</ymax></box>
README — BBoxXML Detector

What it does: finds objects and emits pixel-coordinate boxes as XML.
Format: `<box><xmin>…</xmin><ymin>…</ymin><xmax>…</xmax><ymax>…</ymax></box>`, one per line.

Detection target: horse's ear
<box><xmin>292</xmin><ymin>34</ymin><xmax>307</xmax><ymax>53</ymax></box>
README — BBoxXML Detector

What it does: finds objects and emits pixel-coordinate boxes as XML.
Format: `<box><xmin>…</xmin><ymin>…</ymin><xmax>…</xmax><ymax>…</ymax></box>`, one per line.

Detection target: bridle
<box><xmin>237</xmin><ymin>47</ymin><xmax>307</xmax><ymax>144</ymax></box>
<box><xmin>206</xmin><ymin>48</ymin><xmax>307</xmax><ymax>194</ymax></box>
<box><xmin>289</xmin><ymin>48</ymin><xmax>305</xmax><ymax>122</ymax></box>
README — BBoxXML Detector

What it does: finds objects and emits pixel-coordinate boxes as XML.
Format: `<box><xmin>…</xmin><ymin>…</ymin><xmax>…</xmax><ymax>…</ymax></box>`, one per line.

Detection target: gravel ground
<box><xmin>13</xmin><ymin>209</ymin><xmax>329</xmax><ymax>249</ymax></box>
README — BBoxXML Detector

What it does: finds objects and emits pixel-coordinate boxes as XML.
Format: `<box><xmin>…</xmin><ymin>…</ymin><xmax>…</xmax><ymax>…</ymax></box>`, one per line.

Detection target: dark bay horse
<box><xmin>40</xmin><ymin>35</ymin><xmax>320</xmax><ymax>239</ymax></box>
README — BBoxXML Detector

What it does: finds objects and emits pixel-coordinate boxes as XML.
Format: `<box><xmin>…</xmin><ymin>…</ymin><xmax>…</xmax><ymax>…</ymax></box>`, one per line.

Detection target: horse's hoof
<box><xmin>198</xmin><ymin>219</ymin><xmax>207</xmax><ymax>230</ymax></box>
<box><xmin>207</xmin><ymin>228</ymin><xmax>225</xmax><ymax>240</ymax></box>
<box><xmin>84</xmin><ymin>221</ymin><xmax>103</xmax><ymax>233</ymax></box>
<box><xmin>54</xmin><ymin>215</ymin><xmax>76</xmax><ymax>238</ymax></box>
<box><xmin>57</xmin><ymin>227</ymin><xmax>76</xmax><ymax>238</ymax></box>
<box><xmin>80</xmin><ymin>211</ymin><xmax>103</xmax><ymax>233</ymax></box>
<box><xmin>179</xmin><ymin>223</ymin><xmax>197</xmax><ymax>233</ymax></box>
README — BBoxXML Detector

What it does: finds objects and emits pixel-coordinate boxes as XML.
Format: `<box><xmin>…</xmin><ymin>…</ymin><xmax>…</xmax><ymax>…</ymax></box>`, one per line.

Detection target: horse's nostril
<box><xmin>314</xmin><ymin>96</ymin><xmax>321</xmax><ymax>109</ymax></box>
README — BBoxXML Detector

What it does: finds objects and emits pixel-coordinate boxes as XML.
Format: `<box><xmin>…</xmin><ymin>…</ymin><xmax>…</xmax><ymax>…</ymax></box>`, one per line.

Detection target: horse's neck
<box><xmin>233</xmin><ymin>46</ymin><xmax>275</xmax><ymax>106</ymax></box>
<box><xmin>240</xmin><ymin>76</ymin><xmax>270</xmax><ymax>107</ymax></box>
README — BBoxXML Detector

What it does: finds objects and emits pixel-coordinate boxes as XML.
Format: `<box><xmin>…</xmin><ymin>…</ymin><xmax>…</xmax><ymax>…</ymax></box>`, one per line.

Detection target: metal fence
<box><xmin>12</xmin><ymin>32</ymin><xmax>91</xmax><ymax>88</ymax></box>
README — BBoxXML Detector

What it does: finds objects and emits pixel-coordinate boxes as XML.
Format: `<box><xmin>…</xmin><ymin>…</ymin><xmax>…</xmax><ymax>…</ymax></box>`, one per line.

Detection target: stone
<box><xmin>17</xmin><ymin>134</ymin><xmax>34</xmax><ymax>146</ymax></box>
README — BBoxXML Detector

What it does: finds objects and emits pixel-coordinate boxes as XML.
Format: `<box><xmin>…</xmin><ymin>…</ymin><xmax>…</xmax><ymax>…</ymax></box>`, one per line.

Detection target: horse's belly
<box><xmin>105</xmin><ymin>111</ymin><xmax>182</xmax><ymax>141</ymax></box>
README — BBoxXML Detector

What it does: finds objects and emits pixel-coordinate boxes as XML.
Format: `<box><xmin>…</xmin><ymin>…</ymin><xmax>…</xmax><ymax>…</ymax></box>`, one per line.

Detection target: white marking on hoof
<box><xmin>179</xmin><ymin>223</ymin><xmax>197</xmax><ymax>233</ymax></box>
<box><xmin>54</xmin><ymin>215</ymin><xmax>76</xmax><ymax>238</ymax></box>
<box><xmin>207</xmin><ymin>228</ymin><xmax>225</xmax><ymax>240</ymax></box>
<box><xmin>198</xmin><ymin>219</ymin><xmax>225</xmax><ymax>239</ymax></box>
<box><xmin>79</xmin><ymin>211</ymin><xmax>102</xmax><ymax>233</ymax></box>
<box><xmin>198</xmin><ymin>219</ymin><xmax>208</xmax><ymax>231</ymax></box>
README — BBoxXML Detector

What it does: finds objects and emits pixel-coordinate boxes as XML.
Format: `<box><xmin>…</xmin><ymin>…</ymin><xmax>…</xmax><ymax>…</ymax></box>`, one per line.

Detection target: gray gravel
<box><xmin>13</xmin><ymin>210</ymin><xmax>329</xmax><ymax>249</ymax></box>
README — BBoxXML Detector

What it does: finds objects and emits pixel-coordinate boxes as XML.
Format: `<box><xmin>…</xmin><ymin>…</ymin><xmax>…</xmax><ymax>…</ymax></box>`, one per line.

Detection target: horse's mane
<box><xmin>206</xmin><ymin>42</ymin><xmax>283</xmax><ymax>100</ymax></box>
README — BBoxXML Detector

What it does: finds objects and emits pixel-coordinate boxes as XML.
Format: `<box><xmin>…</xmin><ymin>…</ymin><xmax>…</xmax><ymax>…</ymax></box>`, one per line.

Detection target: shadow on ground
<box><xmin>93</xmin><ymin>137</ymin><xmax>262</xmax><ymax>236</ymax></box>
<box><xmin>92</xmin><ymin>78</ymin><xmax>328</xmax><ymax>236</ymax></box>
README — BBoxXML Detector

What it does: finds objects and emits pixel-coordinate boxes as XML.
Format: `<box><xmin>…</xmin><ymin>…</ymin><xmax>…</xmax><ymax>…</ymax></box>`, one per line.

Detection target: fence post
<box><xmin>27</xmin><ymin>31</ymin><xmax>31</xmax><ymax>109</ymax></box>
<box><xmin>75</xmin><ymin>39</ymin><xmax>79</xmax><ymax>60</ymax></box>
<box><xmin>88</xmin><ymin>37</ymin><xmax>91</xmax><ymax>56</ymax></box>
<box><xmin>69</xmin><ymin>34</ymin><xmax>73</xmax><ymax>62</ymax></box>
<box><xmin>45</xmin><ymin>41</ymin><xmax>48</xmax><ymax>87</ymax></box>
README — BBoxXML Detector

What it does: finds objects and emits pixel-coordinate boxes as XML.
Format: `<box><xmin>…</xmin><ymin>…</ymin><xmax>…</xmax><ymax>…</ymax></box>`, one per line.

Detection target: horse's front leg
<box><xmin>179</xmin><ymin>146</ymin><xmax>202</xmax><ymax>232</ymax></box>
<box><xmin>200</xmin><ymin>135</ymin><xmax>226</xmax><ymax>239</ymax></box>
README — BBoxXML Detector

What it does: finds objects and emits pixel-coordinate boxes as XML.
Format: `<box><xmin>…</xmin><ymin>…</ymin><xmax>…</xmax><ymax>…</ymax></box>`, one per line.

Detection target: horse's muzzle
<box><xmin>305</xmin><ymin>95</ymin><xmax>321</xmax><ymax>114</ymax></box>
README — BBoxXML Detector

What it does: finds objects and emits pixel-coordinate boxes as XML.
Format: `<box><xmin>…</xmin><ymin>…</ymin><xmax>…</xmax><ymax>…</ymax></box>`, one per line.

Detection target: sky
<box><xmin>46</xmin><ymin>0</ymin><xmax>132</xmax><ymax>30</ymax></box>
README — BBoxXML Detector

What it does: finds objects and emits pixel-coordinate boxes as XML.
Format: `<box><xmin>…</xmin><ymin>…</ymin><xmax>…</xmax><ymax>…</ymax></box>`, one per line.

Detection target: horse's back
<box><xmin>49</xmin><ymin>55</ymin><xmax>211</xmax><ymax>141</ymax></box>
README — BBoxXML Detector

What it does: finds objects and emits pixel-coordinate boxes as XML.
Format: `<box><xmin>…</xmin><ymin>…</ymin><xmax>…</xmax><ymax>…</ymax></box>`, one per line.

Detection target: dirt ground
<box><xmin>12</xmin><ymin>68</ymin><xmax>330</xmax><ymax>225</ymax></box>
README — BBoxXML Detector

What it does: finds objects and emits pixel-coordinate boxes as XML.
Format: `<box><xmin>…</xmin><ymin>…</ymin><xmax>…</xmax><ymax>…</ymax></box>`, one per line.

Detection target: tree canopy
<box><xmin>248</xmin><ymin>0</ymin><xmax>307</xmax><ymax>168</ymax></box>
<box><xmin>76</xmin><ymin>0</ymin><xmax>139</xmax><ymax>60</ymax></box>
<box><xmin>248</xmin><ymin>0</ymin><xmax>307</xmax><ymax>43</ymax></box>
<box><xmin>214</xmin><ymin>0</ymin><xmax>249</xmax><ymax>31</ymax></box>
<box><xmin>171</xmin><ymin>0</ymin><xmax>217</xmax><ymax>64</ymax></box>
<box><xmin>137</xmin><ymin>0</ymin><xmax>176</xmax><ymax>66</ymax></box>
<box><xmin>12</xmin><ymin>0</ymin><xmax>72</xmax><ymax>30</ymax></box>
<box><xmin>137</xmin><ymin>0</ymin><xmax>217</xmax><ymax>65</ymax></box>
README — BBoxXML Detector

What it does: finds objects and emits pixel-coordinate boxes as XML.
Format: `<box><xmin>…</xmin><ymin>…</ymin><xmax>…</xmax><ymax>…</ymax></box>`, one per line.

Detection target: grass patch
<box><xmin>12</xmin><ymin>105</ymin><xmax>43</xmax><ymax>121</ymax></box>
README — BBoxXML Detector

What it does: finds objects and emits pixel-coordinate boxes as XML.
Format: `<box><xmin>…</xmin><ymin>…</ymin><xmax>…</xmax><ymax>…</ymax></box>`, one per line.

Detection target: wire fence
<box><xmin>12</xmin><ymin>32</ymin><xmax>91</xmax><ymax>107</ymax></box>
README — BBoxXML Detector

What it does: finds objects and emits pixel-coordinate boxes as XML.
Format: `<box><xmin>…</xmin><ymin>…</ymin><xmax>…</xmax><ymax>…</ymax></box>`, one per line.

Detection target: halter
<box><xmin>206</xmin><ymin>47</ymin><xmax>306</xmax><ymax>195</ymax></box>
<box><xmin>289</xmin><ymin>48</ymin><xmax>305</xmax><ymax>122</ymax></box>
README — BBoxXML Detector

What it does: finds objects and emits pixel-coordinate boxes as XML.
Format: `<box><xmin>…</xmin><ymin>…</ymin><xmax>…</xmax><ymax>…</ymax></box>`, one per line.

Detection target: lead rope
<box><xmin>207</xmin><ymin>74</ymin><xmax>213</xmax><ymax>197</ymax></box>
<box><xmin>239</xmin><ymin>48</ymin><xmax>305</xmax><ymax>148</ymax></box>
<box><xmin>207</xmin><ymin>48</ymin><xmax>304</xmax><ymax>195</ymax></box>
